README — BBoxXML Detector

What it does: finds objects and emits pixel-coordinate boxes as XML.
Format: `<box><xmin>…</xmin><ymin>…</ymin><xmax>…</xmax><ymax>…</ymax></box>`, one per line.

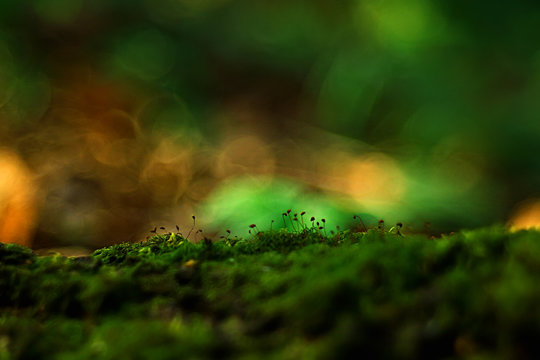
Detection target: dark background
<box><xmin>0</xmin><ymin>0</ymin><xmax>539</xmax><ymax>249</ymax></box>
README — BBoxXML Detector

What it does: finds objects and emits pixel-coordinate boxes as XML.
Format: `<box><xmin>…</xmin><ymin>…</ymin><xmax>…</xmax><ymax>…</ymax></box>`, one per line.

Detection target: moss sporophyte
<box><xmin>1</xmin><ymin>219</ymin><xmax>538</xmax><ymax>359</ymax></box>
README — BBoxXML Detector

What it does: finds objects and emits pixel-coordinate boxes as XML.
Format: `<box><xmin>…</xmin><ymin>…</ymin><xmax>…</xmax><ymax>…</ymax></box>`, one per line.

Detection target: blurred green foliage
<box><xmin>1</xmin><ymin>0</ymin><xmax>540</xmax><ymax>245</ymax></box>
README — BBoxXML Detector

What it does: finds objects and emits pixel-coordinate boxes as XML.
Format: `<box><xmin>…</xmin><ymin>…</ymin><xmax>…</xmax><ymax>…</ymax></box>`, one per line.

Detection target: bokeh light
<box><xmin>0</xmin><ymin>1</ymin><xmax>538</xmax><ymax>249</ymax></box>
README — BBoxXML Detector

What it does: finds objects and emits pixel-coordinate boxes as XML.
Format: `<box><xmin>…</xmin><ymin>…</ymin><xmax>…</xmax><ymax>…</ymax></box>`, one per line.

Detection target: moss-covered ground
<box><xmin>1</xmin><ymin>225</ymin><xmax>540</xmax><ymax>359</ymax></box>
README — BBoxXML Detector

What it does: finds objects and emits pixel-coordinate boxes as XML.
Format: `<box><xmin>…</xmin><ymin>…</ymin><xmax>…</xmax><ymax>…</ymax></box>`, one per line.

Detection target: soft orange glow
<box><xmin>0</xmin><ymin>149</ymin><xmax>37</xmax><ymax>247</ymax></box>
<box><xmin>508</xmin><ymin>199</ymin><xmax>540</xmax><ymax>231</ymax></box>
<box><xmin>316</xmin><ymin>150</ymin><xmax>406</xmax><ymax>209</ymax></box>
<box><xmin>345</xmin><ymin>153</ymin><xmax>405</xmax><ymax>204</ymax></box>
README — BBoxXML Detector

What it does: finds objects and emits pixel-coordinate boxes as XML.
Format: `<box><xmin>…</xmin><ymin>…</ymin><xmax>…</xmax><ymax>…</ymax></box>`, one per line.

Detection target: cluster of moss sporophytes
<box><xmin>1</xmin><ymin>217</ymin><xmax>539</xmax><ymax>359</ymax></box>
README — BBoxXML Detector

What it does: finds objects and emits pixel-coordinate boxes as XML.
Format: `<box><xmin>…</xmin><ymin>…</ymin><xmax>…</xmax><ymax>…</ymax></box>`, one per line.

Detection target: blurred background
<box><xmin>1</xmin><ymin>0</ymin><xmax>540</xmax><ymax>250</ymax></box>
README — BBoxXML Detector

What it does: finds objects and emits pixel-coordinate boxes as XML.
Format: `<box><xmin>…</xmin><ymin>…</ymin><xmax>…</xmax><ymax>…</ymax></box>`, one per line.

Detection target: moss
<box><xmin>0</xmin><ymin>243</ymin><xmax>35</xmax><ymax>265</ymax></box>
<box><xmin>1</xmin><ymin>226</ymin><xmax>540</xmax><ymax>359</ymax></box>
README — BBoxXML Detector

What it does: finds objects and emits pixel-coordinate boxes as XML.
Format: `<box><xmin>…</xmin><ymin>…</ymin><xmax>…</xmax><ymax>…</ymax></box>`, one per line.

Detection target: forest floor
<box><xmin>1</xmin><ymin>224</ymin><xmax>539</xmax><ymax>359</ymax></box>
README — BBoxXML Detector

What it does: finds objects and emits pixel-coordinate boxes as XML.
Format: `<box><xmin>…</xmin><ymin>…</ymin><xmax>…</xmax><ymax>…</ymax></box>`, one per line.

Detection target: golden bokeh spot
<box><xmin>508</xmin><ymin>199</ymin><xmax>540</xmax><ymax>231</ymax></box>
<box><xmin>0</xmin><ymin>149</ymin><xmax>37</xmax><ymax>247</ymax></box>
<box><xmin>345</xmin><ymin>152</ymin><xmax>405</xmax><ymax>205</ymax></box>
<box><xmin>141</xmin><ymin>140</ymin><xmax>193</xmax><ymax>203</ymax></box>
<box><xmin>86</xmin><ymin>132</ymin><xmax>139</xmax><ymax>168</ymax></box>
<box><xmin>215</xmin><ymin>135</ymin><xmax>275</xmax><ymax>178</ymax></box>
<box><xmin>318</xmin><ymin>149</ymin><xmax>406</xmax><ymax>210</ymax></box>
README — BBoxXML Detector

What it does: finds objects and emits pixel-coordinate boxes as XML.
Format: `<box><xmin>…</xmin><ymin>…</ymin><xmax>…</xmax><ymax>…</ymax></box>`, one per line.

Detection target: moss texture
<box><xmin>1</xmin><ymin>226</ymin><xmax>540</xmax><ymax>359</ymax></box>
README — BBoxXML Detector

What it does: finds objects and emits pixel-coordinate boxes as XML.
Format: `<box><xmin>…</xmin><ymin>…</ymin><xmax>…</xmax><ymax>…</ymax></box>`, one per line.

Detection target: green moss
<box><xmin>1</xmin><ymin>226</ymin><xmax>540</xmax><ymax>359</ymax></box>
<box><xmin>0</xmin><ymin>243</ymin><xmax>35</xmax><ymax>265</ymax></box>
